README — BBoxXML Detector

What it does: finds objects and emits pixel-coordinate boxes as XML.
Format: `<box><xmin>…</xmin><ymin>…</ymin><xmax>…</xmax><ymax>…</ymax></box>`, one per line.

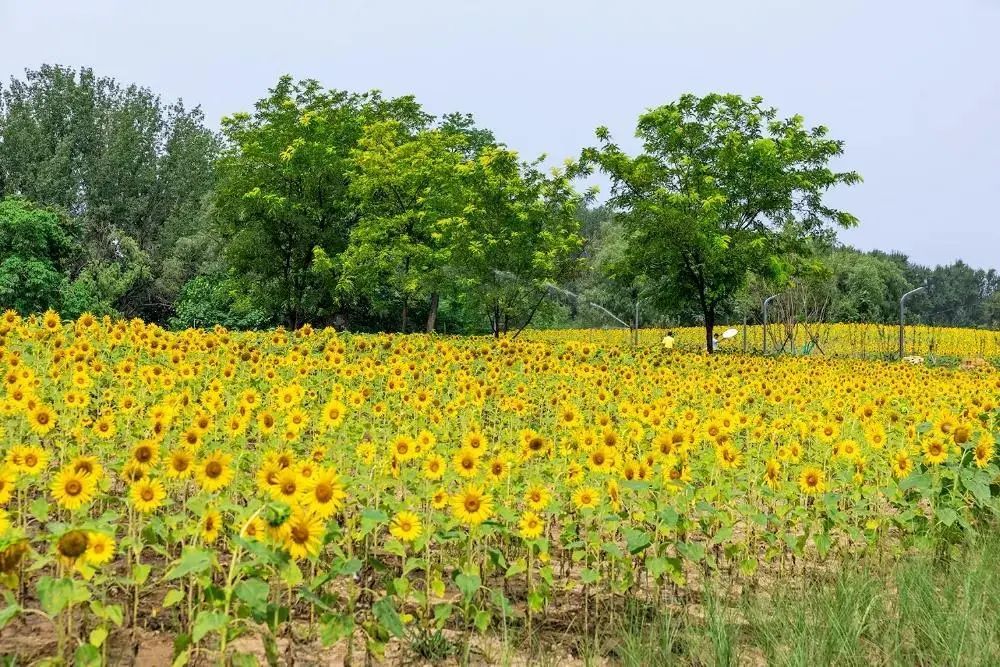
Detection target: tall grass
<box><xmin>612</xmin><ymin>532</ymin><xmax>1000</xmax><ymax>666</ymax></box>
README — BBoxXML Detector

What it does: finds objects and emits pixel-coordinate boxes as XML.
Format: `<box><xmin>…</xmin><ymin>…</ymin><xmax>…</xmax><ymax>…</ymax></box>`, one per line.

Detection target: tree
<box><xmin>0</xmin><ymin>65</ymin><xmax>218</xmax><ymax>319</ymax></box>
<box><xmin>339</xmin><ymin>120</ymin><xmax>467</xmax><ymax>332</ymax></box>
<box><xmin>215</xmin><ymin>76</ymin><xmax>427</xmax><ymax>328</ymax></box>
<box><xmin>0</xmin><ymin>198</ymin><xmax>77</xmax><ymax>314</ymax></box>
<box><xmin>450</xmin><ymin>150</ymin><xmax>586</xmax><ymax>336</ymax></box>
<box><xmin>582</xmin><ymin>93</ymin><xmax>860</xmax><ymax>352</ymax></box>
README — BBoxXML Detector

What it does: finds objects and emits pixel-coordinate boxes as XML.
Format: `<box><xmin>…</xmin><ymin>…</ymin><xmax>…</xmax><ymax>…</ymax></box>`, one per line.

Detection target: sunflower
<box><xmin>525</xmin><ymin>484</ymin><xmax>551</xmax><ymax>511</ymax></box>
<box><xmin>271</xmin><ymin>468</ymin><xmax>304</xmax><ymax>505</ymax></box>
<box><xmin>321</xmin><ymin>400</ymin><xmax>346</xmax><ymax>429</ymax></box>
<box><xmin>518</xmin><ymin>511</ymin><xmax>545</xmax><ymax>540</ymax></box>
<box><xmin>70</xmin><ymin>455</ymin><xmax>103</xmax><ymax>481</ymax></box>
<box><xmin>50</xmin><ymin>467</ymin><xmax>97</xmax><ymax>510</ymax></box>
<box><xmin>973</xmin><ymin>434</ymin><xmax>994</xmax><ymax>469</ymax></box>
<box><xmin>452</xmin><ymin>485</ymin><xmax>493</xmax><ymax>526</ymax></box>
<box><xmin>572</xmin><ymin>486</ymin><xmax>600</xmax><ymax>511</ymax></box>
<box><xmin>391</xmin><ymin>435</ymin><xmax>418</xmax><ymax>462</ymax></box>
<box><xmin>56</xmin><ymin>530</ymin><xmax>89</xmax><ymax>564</ymax></box>
<box><xmin>130</xmin><ymin>478</ymin><xmax>167</xmax><ymax>513</ymax></box>
<box><xmin>92</xmin><ymin>415</ymin><xmax>116</xmax><ymax>439</ymax></box>
<box><xmin>16</xmin><ymin>446</ymin><xmax>48</xmax><ymax>476</ymax></box>
<box><xmin>196</xmin><ymin>451</ymin><xmax>235</xmax><ymax>492</ymax></box>
<box><xmin>798</xmin><ymin>466</ymin><xmax>827</xmax><ymax>495</ymax></box>
<box><xmin>922</xmin><ymin>438</ymin><xmax>948</xmax><ymax>465</ymax></box>
<box><xmin>201</xmin><ymin>509</ymin><xmax>223</xmax><ymax>543</ymax></box>
<box><xmin>0</xmin><ymin>466</ymin><xmax>17</xmax><ymax>505</ymax></box>
<box><xmin>301</xmin><ymin>468</ymin><xmax>346</xmax><ymax>518</ymax></box>
<box><xmin>715</xmin><ymin>443</ymin><xmax>743</xmax><ymax>471</ymax></box>
<box><xmin>892</xmin><ymin>448</ymin><xmax>914</xmax><ymax>480</ymax></box>
<box><xmin>166</xmin><ymin>448</ymin><xmax>195</xmax><ymax>479</ymax></box>
<box><xmin>423</xmin><ymin>454</ymin><xmax>445</xmax><ymax>480</ymax></box>
<box><xmin>587</xmin><ymin>445</ymin><xmax>615</xmax><ymax>472</ymax></box>
<box><xmin>241</xmin><ymin>516</ymin><xmax>267</xmax><ymax>542</ymax></box>
<box><xmin>28</xmin><ymin>404</ymin><xmax>56</xmax><ymax>435</ymax></box>
<box><xmin>84</xmin><ymin>532</ymin><xmax>116</xmax><ymax>566</ymax></box>
<box><xmin>131</xmin><ymin>441</ymin><xmax>160</xmax><ymax>470</ymax></box>
<box><xmin>486</xmin><ymin>456</ymin><xmax>510</xmax><ymax>482</ymax></box>
<box><xmin>389</xmin><ymin>511</ymin><xmax>422</xmax><ymax>543</ymax></box>
<box><xmin>282</xmin><ymin>511</ymin><xmax>325</xmax><ymax>560</ymax></box>
<box><xmin>453</xmin><ymin>448</ymin><xmax>480</xmax><ymax>478</ymax></box>
<box><xmin>431</xmin><ymin>488</ymin><xmax>449</xmax><ymax>509</ymax></box>
<box><xmin>763</xmin><ymin>458</ymin><xmax>781</xmax><ymax>490</ymax></box>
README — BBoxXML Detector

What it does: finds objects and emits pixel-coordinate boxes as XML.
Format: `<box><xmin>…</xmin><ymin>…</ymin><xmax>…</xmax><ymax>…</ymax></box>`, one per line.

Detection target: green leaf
<box><xmin>602</xmin><ymin>542</ymin><xmax>625</xmax><ymax>559</ymax></box>
<box><xmin>132</xmin><ymin>563</ymin><xmax>152</xmax><ymax>586</ymax></box>
<box><xmin>74</xmin><ymin>644</ymin><xmax>102</xmax><ymax>667</ymax></box>
<box><xmin>676</xmin><ymin>541</ymin><xmax>706</xmax><ymax>563</ymax></box>
<box><xmin>90</xmin><ymin>601</ymin><xmax>124</xmax><ymax>627</ymax></box>
<box><xmin>235</xmin><ymin>578</ymin><xmax>270</xmax><ymax>611</ymax></box>
<box><xmin>30</xmin><ymin>497</ymin><xmax>50</xmax><ymax>523</ymax></box>
<box><xmin>0</xmin><ymin>603</ymin><xmax>20</xmax><ymax>630</ymax></box>
<box><xmin>165</xmin><ymin>547</ymin><xmax>213</xmax><ymax>580</ymax></box>
<box><xmin>505</xmin><ymin>559</ymin><xmax>527</xmax><ymax>578</ymax></box>
<box><xmin>89</xmin><ymin>625</ymin><xmax>109</xmax><ymax>648</ymax></box>
<box><xmin>320</xmin><ymin>613</ymin><xmax>355</xmax><ymax>646</ymax></box>
<box><xmin>192</xmin><ymin>610</ymin><xmax>229</xmax><ymax>643</ymax></box>
<box><xmin>372</xmin><ymin>597</ymin><xmax>405</xmax><ymax>637</ymax></box>
<box><xmin>580</xmin><ymin>568</ymin><xmax>600</xmax><ymax>585</ymax></box>
<box><xmin>625</xmin><ymin>529</ymin><xmax>652</xmax><ymax>555</ymax></box>
<box><xmin>280</xmin><ymin>560</ymin><xmax>303</xmax><ymax>587</ymax></box>
<box><xmin>710</xmin><ymin>525</ymin><xmax>734</xmax><ymax>547</ymax></box>
<box><xmin>935</xmin><ymin>507</ymin><xmax>959</xmax><ymax>527</ymax></box>
<box><xmin>454</xmin><ymin>572</ymin><xmax>481</xmax><ymax>598</ymax></box>
<box><xmin>162</xmin><ymin>589</ymin><xmax>185</xmax><ymax>609</ymax></box>
<box><xmin>37</xmin><ymin>577</ymin><xmax>86</xmax><ymax>616</ymax></box>
<box><xmin>474</xmin><ymin>609</ymin><xmax>491</xmax><ymax>632</ymax></box>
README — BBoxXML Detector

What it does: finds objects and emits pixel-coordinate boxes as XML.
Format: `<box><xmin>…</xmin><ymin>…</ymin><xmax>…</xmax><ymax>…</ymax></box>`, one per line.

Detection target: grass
<box><xmin>605</xmin><ymin>532</ymin><xmax>1000</xmax><ymax>666</ymax></box>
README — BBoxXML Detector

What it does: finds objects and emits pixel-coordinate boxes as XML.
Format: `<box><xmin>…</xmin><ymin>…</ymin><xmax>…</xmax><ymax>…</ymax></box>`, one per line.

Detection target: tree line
<box><xmin>1</xmin><ymin>66</ymin><xmax>997</xmax><ymax>341</ymax></box>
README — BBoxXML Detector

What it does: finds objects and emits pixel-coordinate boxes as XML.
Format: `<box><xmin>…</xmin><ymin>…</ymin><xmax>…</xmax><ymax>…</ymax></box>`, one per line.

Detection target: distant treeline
<box><xmin>1</xmin><ymin>65</ymin><xmax>996</xmax><ymax>334</ymax></box>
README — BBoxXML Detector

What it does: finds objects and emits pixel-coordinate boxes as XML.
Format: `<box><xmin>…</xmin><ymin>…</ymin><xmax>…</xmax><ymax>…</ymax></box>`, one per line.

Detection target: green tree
<box><xmin>339</xmin><ymin>120</ymin><xmax>467</xmax><ymax>332</ymax></box>
<box><xmin>0</xmin><ymin>198</ymin><xmax>77</xmax><ymax>314</ymax></box>
<box><xmin>582</xmin><ymin>93</ymin><xmax>860</xmax><ymax>351</ymax></box>
<box><xmin>450</xmin><ymin>150</ymin><xmax>586</xmax><ymax>336</ymax></box>
<box><xmin>215</xmin><ymin>76</ymin><xmax>426</xmax><ymax>327</ymax></box>
<box><xmin>0</xmin><ymin>65</ymin><xmax>218</xmax><ymax>319</ymax></box>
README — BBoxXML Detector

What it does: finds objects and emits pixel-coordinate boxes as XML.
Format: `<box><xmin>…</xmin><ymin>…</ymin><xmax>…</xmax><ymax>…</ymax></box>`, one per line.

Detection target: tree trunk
<box><xmin>425</xmin><ymin>292</ymin><xmax>439</xmax><ymax>333</ymax></box>
<box><xmin>401</xmin><ymin>297</ymin><xmax>409</xmax><ymax>333</ymax></box>
<box><xmin>704</xmin><ymin>305</ymin><xmax>716</xmax><ymax>354</ymax></box>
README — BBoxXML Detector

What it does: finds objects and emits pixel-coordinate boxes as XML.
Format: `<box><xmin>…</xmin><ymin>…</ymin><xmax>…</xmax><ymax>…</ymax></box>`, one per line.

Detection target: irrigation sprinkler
<box><xmin>762</xmin><ymin>294</ymin><xmax>781</xmax><ymax>355</ymax></box>
<box><xmin>899</xmin><ymin>286</ymin><xmax>926</xmax><ymax>359</ymax></box>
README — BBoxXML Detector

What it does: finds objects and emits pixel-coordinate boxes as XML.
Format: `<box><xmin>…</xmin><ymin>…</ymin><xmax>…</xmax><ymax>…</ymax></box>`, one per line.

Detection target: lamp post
<box><xmin>762</xmin><ymin>294</ymin><xmax>781</xmax><ymax>355</ymax></box>
<box><xmin>899</xmin><ymin>286</ymin><xmax>926</xmax><ymax>359</ymax></box>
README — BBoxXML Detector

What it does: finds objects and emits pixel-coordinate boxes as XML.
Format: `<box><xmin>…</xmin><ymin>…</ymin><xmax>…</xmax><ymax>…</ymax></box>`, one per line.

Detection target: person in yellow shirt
<box><xmin>661</xmin><ymin>330</ymin><xmax>675</xmax><ymax>353</ymax></box>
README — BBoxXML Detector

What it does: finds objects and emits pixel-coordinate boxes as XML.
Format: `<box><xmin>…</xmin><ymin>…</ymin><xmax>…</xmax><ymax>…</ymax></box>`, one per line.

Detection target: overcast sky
<box><xmin>2</xmin><ymin>0</ymin><xmax>998</xmax><ymax>269</ymax></box>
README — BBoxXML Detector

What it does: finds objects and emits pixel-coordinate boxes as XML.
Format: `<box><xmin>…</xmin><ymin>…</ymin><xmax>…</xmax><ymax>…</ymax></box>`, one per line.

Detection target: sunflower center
<box><xmin>141</xmin><ymin>487</ymin><xmax>155</xmax><ymax>502</ymax></box>
<box><xmin>205</xmin><ymin>461</ymin><xmax>223</xmax><ymax>478</ymax></box>
<box><xmin>65</xmin><ymin>480</ymin><xmax>82</xmax><ymax>496</ymax></box>
<box><xmin>291</xmin><ymin>525</ymin><xmax>310</xmax><ymax>544</ymax></box>
<box><xmin>464</xmin><ymin>497</ymin><xmax>481</xmax><ymax>513</ymax></box>
<box><xmin>314</xmin><ymin>483</ymin><xmax>333</xmax><ymax>503</ymax></box>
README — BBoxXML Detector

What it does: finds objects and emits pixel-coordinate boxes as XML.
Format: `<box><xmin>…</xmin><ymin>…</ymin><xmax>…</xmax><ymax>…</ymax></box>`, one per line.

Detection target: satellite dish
<box><xmin>721</xmin><ymin>328</ymin><xmax>739</xmax><ymax>340</ymax></box>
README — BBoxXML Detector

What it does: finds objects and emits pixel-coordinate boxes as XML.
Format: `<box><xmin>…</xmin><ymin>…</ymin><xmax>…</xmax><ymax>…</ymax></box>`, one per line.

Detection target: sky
<box><xmin>2</xmin><ymin>0</ymin><xmax>998</xmax><ymax>269</ymax></box>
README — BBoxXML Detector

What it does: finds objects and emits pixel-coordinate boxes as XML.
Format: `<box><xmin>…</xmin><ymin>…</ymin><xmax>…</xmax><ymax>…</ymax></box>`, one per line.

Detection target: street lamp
<box><xmin>762</xmin><ymin>294</ymin><xmax>781</xmax><ymax>354</ymax></box>
<box><xmin>899</xmin><ymin>286</ymin><xmax>926</xmax><ymax>359</ymax></box>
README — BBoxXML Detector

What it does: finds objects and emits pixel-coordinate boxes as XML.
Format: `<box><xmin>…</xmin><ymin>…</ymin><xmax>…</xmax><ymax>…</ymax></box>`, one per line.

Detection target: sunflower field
<box><xmin>0</xmin><ymin>309</ymin><xmax>998</xmax><ymax>665</ymax></box>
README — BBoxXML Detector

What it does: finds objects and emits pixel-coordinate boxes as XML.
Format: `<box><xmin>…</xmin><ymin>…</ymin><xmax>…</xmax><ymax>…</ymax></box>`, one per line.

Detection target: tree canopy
<box><xmin>1</xmin><ymin>65</ymin><xmax>997</xmax><ymax>335</ymax></box>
